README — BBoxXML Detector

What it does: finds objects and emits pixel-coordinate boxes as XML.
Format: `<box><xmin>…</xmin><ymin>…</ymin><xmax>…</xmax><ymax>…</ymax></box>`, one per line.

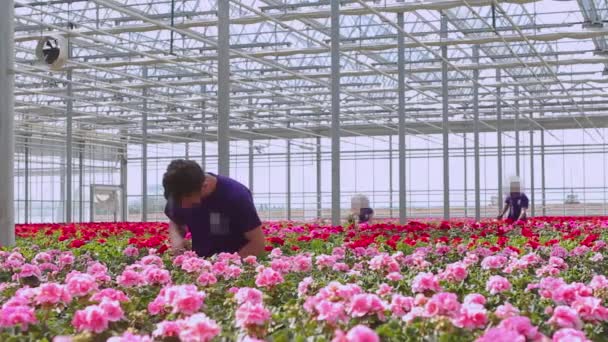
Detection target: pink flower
<box><xmin>139</xmin><ymin>255</ymin><xmax>164</xmax><ymax>267</ymax></box>
<box><xmin>571</xmin><ymin>296</ymin><xmax>608</xmax><ymax>322</ymax></box>
<box><xmin>143</xmin><ymin>266</ymin><xmax>171</xmax><ymax>286</ymax></box>
<box><xmin>495</xmin><ymin>303</ymin><xmax>520</xmax><ymax>319</ymax></box>
<box><xmin>72</xmin><ymin>305</ymin><xmax>109</xmax><ymax>333</ymax></box>
<box><xmin>58</xmin><ymin>252</ymin><xmax>75</xmax><ymax>268</ymax></box>
<box><xmin>65</xmin><ymin>272</ymin><xmax>98</xmax><ymax>297</ymax></box>
<box><xmin>590</xmin><ymin>253</ymin><xmax>603</xmax><ymax>262</ymax></box>
<box><xmin>486</xmin><ymin>276</ymin><xmax>512</xmax><ymax>295</ymax></box>
<box><xmin>107</xmin><ymin>332</ymin><xmax>152</xmax><ymax>342</ymax></box>
<box><xmin>439</xmin><ymin>262</ymin><xmax>468</xmax><ymax>282</ymax></box>
<box><xmin>90</xmin><ymin>289</ymin><xmax>129</xmax><ymax>303</ymax></box>
<box><xmin>153</xmin><ymin>320</ymin><xmax>181</xmax><ymax>338</ymax></box>
<box><xmin>197</xmin><ymin>273</ymin><xmax>218</xmax><ymax>286</ymax></box>
<box><xmin>235</xmin><ymin>287</ymin><xmax>264</xmax><ymax>305</ymax></box>
<box><xmin>116</xmin><ymin>269</ymin><xmax>145</xmax><ymax>288</ymax></box>
<box><xmin>292</xmin><ymin>254</ymin><xmax>313</xmax><ymax>273</ymax></box>
<box><xmin>411</xmin><ymin>272</ymin><xmax>441</xmax><ymax>293</ymax></box>
<box><xmin>589</xmin><ymin>275</ymin><xmax>608</xmax><ymax>291</ymax></box>
<box><xmin>498</xmin><ymin>316</ymin><xmax>543</xmax><ymax>340</ymax></box>
<box><xmin>178</xmin><ymin>313</ymin><xmax>221</xmax><ymax>342</ymax></box>
<box><xmin>390</xmin><ymin>295</ymin><xmax>415</xmax><ymax>317</ymax></box>
<box><xmin>548</xmin><ymin>306</ymin><xmax>583</xmax><ymax>329</ymax></box>
<box><xmin>386</xmin><ymin>272</ymin><xmax>403</xmax><ymax>282</ymax></box>
<box><xmin>99</xmin><ymin>300</ymin><xmax>124</xmax><ymax>322</ymax></box>
<box><xmin>552</xmin><ymin>328</ymin><xmax>590</xmax><ymax>342</ymax></box>
<box><xmin>270</xmin><ymin>258</ymin><xmax>291</xmax><ymax>274</ymax></box>
<box><xmin>0</xmin><ymin>305</ymin><xmax>37</xmax><ymax>330</ymax></box>
<box><xmin>15</xmin><ymin>264</ymin><xmax>41</xmax><ymax>280</ymax></box>
<box><xmin>297</xmin><ymin>277</ymin><xmax>314</xmax><ymax>297</ymax></box>
<box><xmin>476</xmin><ymin>327</ymin><xmax>526</xmax><ymax>342</ymax></box>
<box><xmin>255</xmin><ymin>267</ymin><xmax>284</xmax><ymax>288</ymax></box>
<box><xmin>464</xmin><ymin>294</ymin><xmax>486</xmax><ymax>306</ymax></box>
<box><xmin>332</xmin><ymin>262</ymin><xmax>350</xmax><ymax>272</ymax></box>
<box><xmin>35</xmin><ymin>283</ymin><xmax>72</xmax><ymax>306</ymax></box>
<box><xmin>481</xmin><ymin>255</ymin><xmax>507</xmax><ymax>270</ymax></box>
<box><xmin>235</xmin><ymin>302</ymin><xmax>271</xmax><ymax>328</ymax></box>
<box><xmin>425</xmin><ymin>292</ymin><xmax>461</xmax><ymax>317</ymax></box>
<box><xmin>53</xmin><ymin>336</ymin><xmax>73</xmax><ymax>342</ymax></box>
<box><xmin>348</xmin><ymin>294</ymin><xmax>386</xmax><ymax>319</ymax></box>
<box><xmin>313</xmin><ymin>299</ymin><xmax>347</xmax><ymax>324</ymax></box>
<box><xmin>243</xmin><ymin>255</ymin><xmax>257</xmax><ymax>265</ymax></box>
<box><xmin>123</xmin><ymin>246</ymin><xmax>139</xmax><ymax>257</ymax></box>
<box><xmin>376</xmin><ymin>283</ymin><xmax>392</xmax><ymax>296</ymax></box>
<box><xmin>86</xmin><ymin>262</ymin><xmax>111</xmax><ymax>283</ymax></box>
<box><xmin>332</xmin><ymin>324</ymin><xmax>380</xmax><ymax>342</ymax></box>
<box><xmin>149</xmin><ymin>285</ymin><xmax>206</xmax><ymax>316</ymax></box>
<box><xmin>453</xmin><ymin>302</ymin><xmax>488</xmax><ymax>330</ymax></box>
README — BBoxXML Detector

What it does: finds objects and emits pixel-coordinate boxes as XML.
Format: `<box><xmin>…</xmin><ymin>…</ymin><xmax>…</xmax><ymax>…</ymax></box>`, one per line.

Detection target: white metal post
<box><xmin>441</xmin><ymin>13</ymin><xmax>450</xmax><ymax>220</ymax></box>
<box><xmin>496</xmin><ymin>68</ymin><xmax>503</xmax><ymax>212</ymax></box>
<box><xmin>142</xmin><ymin>66</ymin><xmax>148</xmax><ymax>222</ymax></box>
<box><xmin>397</xmin><ymin>12</ymin><xmax>407</xmax><ymax>224</ymax></box>
<box><xmin>217</xmin><ymin>0</ymin><xmax>231</xmax><ymax>176</ymax></box>
<box><xmin>330</xmin><ymin>0</ymin><xmax>341</xmax><ymax>225</ymax></box>
<box><xmin>473</xmin><ymin>45</ymin><xmax>481</xmax><ymax>221</ymax></box>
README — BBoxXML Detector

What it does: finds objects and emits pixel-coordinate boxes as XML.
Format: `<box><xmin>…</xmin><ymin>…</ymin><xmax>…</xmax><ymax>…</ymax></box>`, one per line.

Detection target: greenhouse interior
<box><xmin>3</xmin><ymin>0</ymin><xmax>608</xmax><ymax>340</ymax></box>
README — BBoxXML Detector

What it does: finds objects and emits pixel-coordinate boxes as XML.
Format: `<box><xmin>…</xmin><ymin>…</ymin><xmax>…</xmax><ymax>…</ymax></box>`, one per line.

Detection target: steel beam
<box><xmin>398</xmin><ymin>12</ymin><xmax>407</xmax><ymax>224</ymax></box>
<box><xmin>248</xmin><ymin>97</ymin><xmax>254</xmax><ymax>191</ymax></box>
<box><xmin>330</xmin><ymin>0</ymin><xmax>341</xmax><ymax>225</ymax></box>
<box><xmin>78</xmin><ymin>144</ymin><xmax>83</xmax><ymax>222</ymax></box>
<box><xmin>515</xmin><ymin>86</ymin><xmax>520</xmax><ymax>177</ymax></box>
<box><xmin>66</xmin><ymin>66</ymin><xmax>73</xmax><ymax>223</ymax></box>
<box><xmin>464</xmin><ymin>133</ymin><xmax>468</xmax><ymax>218</ymax></box>
<box><xmin>24</xmin><ymin>140</ymin><xmax>29</xmax><ymax>224</ymax></box>
<box><xmin>473</xmin><ymin>45</ymin><xmax>481</xmax><ymax>221</ymax></box>
<box><xmin>120</xmin><ymin>131</ymin><xmax>128</xmax><ymax>222</ymax></box>
<box><xmin>530</xmin><ymin>100</ymin><xmax>535</xmax><ymax>217</ymax></box>
<box><xmin>286</xmin><ymin>118</ymin><xmax>292</xmax><ymax>221</ymax></box>
<box><xmin>389</xmin><ymin>135</ymin><xmax>393</xmax><ymax>218</ymax></box>
<box><xmin>316</xmin><ymin>136</ymin><xmax>322</xmax><ymax>219</ymax></box>
<box><xmin>541</xmin><ymin>126</ymin><xmax>546</xmax><ymax>216</ymax></box>
<box><xmin>201</xmin><ymin>84</ymin><xmax>206</xmax><ymax>170</ymax></box>
<box><xmin>441</xmin><ymin>13</ymin><xmax>450</xmax><ymax>220</ymax></box>
<box><xmin>497</xmin><ymin>68</ymin><xmax>503</xmax><ymax>212</ymax></box>
<box><xmin>217</xmin><ymin>0</ymin><xmax>231</xmax><ymax>176</ymax></box>
<box><xmin>142</xmin><ymin>66</ymin><xmax>148</xmax><ymax>222</ymax></box>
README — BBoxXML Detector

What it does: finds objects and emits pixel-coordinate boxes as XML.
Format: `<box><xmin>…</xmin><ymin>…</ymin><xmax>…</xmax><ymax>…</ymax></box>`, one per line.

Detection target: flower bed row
<box><xmin>2</xmin><ymin>217</ymin><xmax>608</xmax><ymax>341</ymax></box>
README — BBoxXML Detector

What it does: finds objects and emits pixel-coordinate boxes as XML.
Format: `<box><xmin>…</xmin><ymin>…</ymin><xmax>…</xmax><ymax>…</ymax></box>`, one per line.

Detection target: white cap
<box><xmin>351</xmin><ymin>194</ymin><xmax>370</xmax><ymax>212</ymax></box>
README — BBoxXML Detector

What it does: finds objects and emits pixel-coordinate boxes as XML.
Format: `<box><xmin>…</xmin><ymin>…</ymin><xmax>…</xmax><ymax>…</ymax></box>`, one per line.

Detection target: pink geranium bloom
<box><xmin>551</xmin><ymin>328</ymin><xmax>591</xmax><ymax>342</ymax></box>
<box><xmin>255</xmin><ymin>267</ymin><xmax>284</xmax><ymax>288</ymax></box>
<box><xmin>476</xmin><ymin>327</ymin><xmax>526</xmax><ymax>342</ymax></box>
<box><xmin>411</xmin><ymin>272</ymin><xmax>441</xmax><ymax>293</ymax></box>
<box><xmin>197</xmin><ymin>272</ymin><xmax>218</xmax><ymax>286</ymax></box>
<box><xmin>243</xmin><ymin>255</ymin><xmax>257</xmax><ymax>265</ymax></box>
<box><xmin>178</xmin><ymin>313</ymin><xmax>221</xmax><ymax>342</ymax></box>
<box><xmin>548</xmin><ymin>306</ymin><xmax>583</xmax><ymax>330</ymax></box>
<box><xmin>0</xmin><ymin>305</ymin><xmax>37</xmax><ymax>331</ymax></box>
<box><xmin>425</xmin><ymin>292</ymin><xmax>461</xmax><ymax>318</ymax></box>
<box><xmin>98</xmin><ymin>300</ymin><xmax>124</xmax><ymax>322</ymax></box>
<box><xmin>332</xmin><ymin>325</ymin><xmax>380</xmax><ymax>342</ymax></box>
<box><xmin>386</xmin><ymin>272</ymin><xmax>403</xmax><ymax>282</ymax></box>
<box><xmin>349</xmin><ymin>293</ymin><xmax>386</xmax><ymax>319</ymax></box>
<box><xmin>153</xmin><ymin>320</ymin><xmax>181</xmax><ymax>338</ymax></box>
<box><xmin>453</xmin><ymin>302</ymin><xmax>488</xmax><ymax>330</ymax></box>
<box><xmin>292</xmin><ymin>254</ymin><xmax>313</xmax><ymax>273</ymax></box>
<box><xmin>65</xmin><ymin>272</ymin><xmax>98</xmax><ymax>297</ymax></box>
<box><xmin>107</xmin><ymin>332</ymin><xmax>152</xmax><ymax>342</ymax></box>
<box><xmin>463</xmin><ymin>294</ymin><xmax>486</xmax><ymax>306</ymax></box>
<box><xmin>390</xmin><ymin>295</ymin><xmax>415</xmax><ymax>317</ymax></box>
<box><xmin>486</xmin><ymin>276</ymin><xmax>512</xmax><ymax>295</ymax></box>
<box><xmin>235</xmin><ymin>287</ymin><xmax>264</xmax><ymax>305</ymax></box>
<box><xmin>439</xmin><ymin>262</ymin><xmax>468</xmax><ymax>282</ymax></box>
<box><xmin>116</xmin><ymin>269</ymin><xmax>145</xmax><ymax>288</ymax></box>
<box><xmin>297</xmin><ymin>277</ymin><xmax>314</xmax><ymax>297</ymax></box>
<box><xmin>148</xmin><ymin>284</ymin><xmax>206</xmax><ymax>316</ymax></box>
<box><xmin>142</xmin><ymin>266</ymin><xmax>171</xmax><ymax>286</ymax></box>
<box><xmin>498</xmin><ymin>316</ymin><xmax>543</xmax><ymax>340</ymax></box>
<box><xmin>481</xmin><ymin>255</ymin><xmax>507</xmax><ymax>270</ymax></box>
<box><xmin>35</xmin><ymin>283</ymin><xmax>72</xmax><ymax>306</ymax></box>
<box><xmin>72</xmin><ymin>305</ymin><xmax>109</xmax><ymax>333</ymax></box>
<box><xmin>495</xmin><ymin>302</ymin><xmax>520</xmax><ymax>319</ymax></box>
<box><xmin>235</xmin><ymin>302</ymin><xmax>271</xmax><ymax>328</ymax></box>
<box><xmin>90</xmin><ymin>289</ymin><xmax>130</xmax><ymax>303</ymax></box>
<box><xmin>123</xmin><ymin>246</ymin><xmax>139</xmax><ymax>257</ymax></box>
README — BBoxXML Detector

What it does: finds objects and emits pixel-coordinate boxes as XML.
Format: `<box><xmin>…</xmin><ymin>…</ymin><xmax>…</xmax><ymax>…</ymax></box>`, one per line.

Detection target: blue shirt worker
<box><xmin>162</xmin><ymin>160</ymin><xmax>266</xmax><ymax>258</ymax></box>
<box><xmin>351</xmin><ymin>194</ymin><xmax>374</xmax><ymax>224</ymax></box>
<box><xmin>497</xmin><ymin>177</ymin><xmax>529</xmax><ymax>221</ymax></box>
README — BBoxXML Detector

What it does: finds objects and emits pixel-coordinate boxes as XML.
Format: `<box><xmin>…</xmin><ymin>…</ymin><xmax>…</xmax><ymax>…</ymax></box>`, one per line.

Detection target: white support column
<box><xmin>120</xmin><ymin>132</ymin><xmax>128</xmax><ymax>222</ymax></box>
<box><xmin>397</xmin><ymin>12</ymin><xmax>407</xmax><ymax>224</ymax></box>
<box><xmin>248</xmin><ymin>97</ymin><xmax>254</xmax><ymax>191</ymax></box>
<box><xmin>515</xmin><ymin>86</ymin><xmax>520</xmax><ymax>177</ymax></box>
<box><xmin>286</xmin><ymin>118</ymin><xmax>292</xmax><ymax>221</ymax></box>
<box><xmin>0</xmin><ymin>0</ymin><xmax>15</xmax><ymax>245</ymax></box>
<box><xmin>529</xmin><ymin>100</ymin><xmax>535</xmax><ymax>217</ymax></box>
<box><xmin>217</xmin><ymin>0</ymin><xmax>231</xmax><ymax>176</ymax></box>
<box><xmin>66</xmin><ymin>61</ymin><xmax>73</xmax><ymax>223</ymax></box>
<box><xmin>389</xmin><ymin>135</ymin><xmax>393</xmax><ymax>218</ymax></box>
<box><xmin>201</xmin><ymin>84</ymin><xmax>206</xmax><ymax>170</ymax></box>
<box><xmin>142</xmin><ymin>66</ymin><xmax>148</xmax><ymax>222</ymax></box>
<box><xmin>473</xmin><ymin>45</ymin><xmax>481</xmax><ymax>221</ymax></box>
<box><xmin>330</xmin><ymin>0</ymin><xmax>341</xmax><ymax>225</ymax></box>
<box><xmin>316</xmin><ymin>136</ymin><xmax>322</xmax><ymax>219</ymax></box>
<box><xmin>464</xmin><ymin>133</ymin><xmax>468</xmax><ymax>218</ymax></box>
<box><xmin>541</xmin><ymin>127</ymin><xmax>546</xmax><ymax>216</ymax></box>
<box><xmin>78</xmin><ymin>143</ymin><xmax>84</xmax><ymax>222</ymax></box>
<box><xmin>496</xmin><ymin>68</ymin><xmax>503</xmax><ymax>212</ymax></box>
<box><xmin>441</xmin><ymin>13</ymin><xmax>450</xmax><ymax>220</ymax></box>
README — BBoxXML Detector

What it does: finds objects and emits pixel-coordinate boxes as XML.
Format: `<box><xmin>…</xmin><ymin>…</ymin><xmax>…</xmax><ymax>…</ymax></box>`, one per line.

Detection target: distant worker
<box><xmin>349</xmin><ymin>194</ymin><xmax>374</xmax><ymax>225</ymax></box>
<box><xmin>497</xmin><ymin>176</ymin><xmax>529</xmax><ymax>221</ymax></box>
<box><xmin>162</xmin><ymin>160</ymin><xmax>266</xmax><ymax>258</ymax></box>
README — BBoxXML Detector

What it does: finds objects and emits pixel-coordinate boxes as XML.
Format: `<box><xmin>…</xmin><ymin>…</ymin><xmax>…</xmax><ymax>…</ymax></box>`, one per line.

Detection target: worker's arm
<box><xmin>518</xmin><ymin>208</ymin><xmax>528</xmax><ymax>221</ymax></box>
<box><xmin>238</xmin><ymin>226</ymin><xmax>266</xmax><ymax>258</ymax></box>
<box><xmin>497</xmin><ymin>204</ymin><xmax>510</xmax><ymax>219</ymax></box>
<box><xmin>168</xmin><ymin>220</ymin><xmax>187</xmax><ymax>252</ymax></box>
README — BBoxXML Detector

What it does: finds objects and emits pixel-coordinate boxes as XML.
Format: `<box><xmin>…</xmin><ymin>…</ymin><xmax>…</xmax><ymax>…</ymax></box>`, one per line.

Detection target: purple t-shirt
<box><xmin>505</xmin><ymin>192</ymin><xmax>529</xmax><ymax>220</ymax></box>
<box><xmin>164</xmin><ymin>174</ymin><xmax>262</xmax><ymax>258</ymax></box>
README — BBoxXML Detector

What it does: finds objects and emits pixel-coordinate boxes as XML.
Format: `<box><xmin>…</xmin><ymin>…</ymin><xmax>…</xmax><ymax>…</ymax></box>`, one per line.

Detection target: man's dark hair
<box><xmin>162</xmin><ymin>160</ymin><xmax>205</xmax><ymax>200</ymax></box>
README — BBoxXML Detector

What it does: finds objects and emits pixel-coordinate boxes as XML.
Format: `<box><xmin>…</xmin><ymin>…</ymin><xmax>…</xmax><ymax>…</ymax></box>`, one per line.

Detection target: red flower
<box><xmin>97</xmin><ymin>239</ymin><xmax>107</xmax><ymax>244</ymax></box>
<box><xmin>291</xmin><ymin>246</ymin><xmax>300</xmax><ymax>251</ymax></box>
<box><xmin>264</xmin><ymin>246</ymin><xmax>273</xmax><ymax>252</ymax></box>
<box><xmin>69</xmin><ymin>239</ymin><xmax>86</xmax><ymax>248</ymax></box>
